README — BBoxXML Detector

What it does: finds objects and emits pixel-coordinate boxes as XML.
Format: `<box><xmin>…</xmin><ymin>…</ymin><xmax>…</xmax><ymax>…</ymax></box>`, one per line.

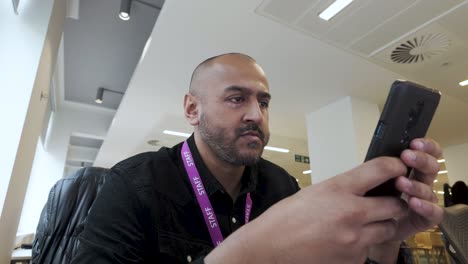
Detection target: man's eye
<box><xmin>259</xmin><ymin>101</ymin><xmax>269</xmax><ymax>108</ymax></box>
<box><xmin>229</xmin><ymin>97</ymin><xmax>244</xmax><ymax>103</ymax></box>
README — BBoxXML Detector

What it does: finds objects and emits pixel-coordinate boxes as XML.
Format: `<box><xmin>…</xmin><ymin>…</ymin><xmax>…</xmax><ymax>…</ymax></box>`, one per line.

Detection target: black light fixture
<box><xmin>95</xmin><ymin>87</ymin><xmax>104</xmax><ymax>103</ymax></box>
<box><xmin>118</xmin><ymin>0</ymin><xmax>162</xmax><ymax>21</ymax></box>
<box><xmin>95</xmin><ymin>87</ymin><xmax>124</xmax><ymax>104</ymax></box>
<box><xmin>119</xmin><ymin>0</ymin><xmax>131</xmax><ymax>21</ymax></box>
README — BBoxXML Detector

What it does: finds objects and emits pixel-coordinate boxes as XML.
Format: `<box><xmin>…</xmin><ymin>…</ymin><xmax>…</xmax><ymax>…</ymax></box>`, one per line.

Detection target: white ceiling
<box><xmin>94</xmin><ymin>0</ymin><xmax>468</xmax><ymax>185</ymax></box>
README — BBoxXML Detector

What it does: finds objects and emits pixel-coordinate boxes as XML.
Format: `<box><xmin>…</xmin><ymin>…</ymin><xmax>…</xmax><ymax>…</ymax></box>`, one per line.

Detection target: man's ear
<box><xmin>184</xmin><ymin>93</ymin><xmax>200</xmax><ymax>126</ymax></box>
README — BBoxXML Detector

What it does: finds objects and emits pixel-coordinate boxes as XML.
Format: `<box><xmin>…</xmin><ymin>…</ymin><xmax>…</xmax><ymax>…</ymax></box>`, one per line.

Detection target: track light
<box><xmin>95</xmin><ymin>87</ymin><xmax>104</xmax><ymax>104</ymax></box>
<box><xmin>95</xmin><ymin>87</ymin><xmax>124</xmax><ymax>104</ymax></box>
<box><xmin>118</xmin><ymin>0</ymin><xmax>162</xmax><ymax>21</ymax></box>
<box><xmin>119</xmin><ymin>0</ymin><xmax>132</xmax><ymax>21</ymax></box>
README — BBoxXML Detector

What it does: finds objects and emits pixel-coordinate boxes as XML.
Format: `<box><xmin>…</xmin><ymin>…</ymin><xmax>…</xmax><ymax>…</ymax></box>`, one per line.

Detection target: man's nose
<box><xmin>243</xmin><ymin>101</ymin><xmax>263</xmax><ymax>124</ymax></box>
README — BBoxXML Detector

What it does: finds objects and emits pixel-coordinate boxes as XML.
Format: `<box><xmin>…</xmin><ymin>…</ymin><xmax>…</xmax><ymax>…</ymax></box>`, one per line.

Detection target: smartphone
<box><xmin>364</xmin><ymin>80</ymin><xmax>441</xmax><ymax>197</ymax></box>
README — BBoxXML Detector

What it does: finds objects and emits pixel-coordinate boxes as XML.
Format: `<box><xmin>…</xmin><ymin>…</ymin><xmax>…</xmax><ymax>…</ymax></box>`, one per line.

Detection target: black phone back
<box><xmin>364</xmin><ymin>80</ymin><xmax>441</xmax><ymax>197</ymax></box>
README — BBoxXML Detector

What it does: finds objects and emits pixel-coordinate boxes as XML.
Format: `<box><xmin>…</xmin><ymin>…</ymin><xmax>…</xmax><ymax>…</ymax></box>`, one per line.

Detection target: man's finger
<box><xmin>360</xmin><ymin>196</ymin><xmax>408</xmax><ymax>223</ymax></box>
<box><xmin>400</xmin><ymin>150</ymin><xmax>439</xmax><ymax>185</ymax></box>
<box><xmin>410</xmin><ymin>138</ymin><xmax>442</xmax><ymax>159</ymax></box>
<box><xmin>395</xmin><ymin>176</ymin><xmax>438</xmax><ymax>203</ymax></box>
<box><xmin>408</xmin><ymin>197</ymin><xmax>444</xmax><ymax>226</ymax></box>
<box><xmin>336</xmin><ymin>157</ymin><xmax>407</xmax><ymax>195</ymax></box>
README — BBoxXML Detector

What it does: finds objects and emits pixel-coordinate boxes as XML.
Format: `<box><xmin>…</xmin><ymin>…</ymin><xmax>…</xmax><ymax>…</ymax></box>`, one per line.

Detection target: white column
<box><xmin>306</xmin><ymin>96</ymin><xmax>380</xmax><ymax>184</ymax></box>
<box><xmin>0</xmin><ymin>0</ymin><xmax>65</xmax><ymax>262</ymax></box>
<box><xmin>443</xmin><ymin>143</ymin><xmax>468</xmax><ymax>185</ymax></box>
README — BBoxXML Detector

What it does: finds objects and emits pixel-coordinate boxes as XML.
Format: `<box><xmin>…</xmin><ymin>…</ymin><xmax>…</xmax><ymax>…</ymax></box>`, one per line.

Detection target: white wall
<box><xmin>306</xmin><ymin>97</ymin><xmax>380</xmax><ymax>184</ymax></box>
<box><xmin>0</xmin><ymin>0</ymin><xmax>54</xmax><ymax>216</ymax></box>
<box><xmin>0</xmin><ymin>0</ymin><xmax>65</xmax><ymax>261</ymax></box>
<box><xmin>444</xmin><ymin>143</ymin><xmax>468</xmax><ymax>185</ymax></box>
<box><xmin>17</xmin><ymin>104</ymin><xmax>114</xmax><ymax>235</ymax></box>
<box><xmin>307</xmin><ymin>97</ymin><xmax>358</xmax><ymax>183</ymax></box>
<box><xmin>351</xmin><ymin>98</ymin><xmax>382</xmax><ymax>164</ymax></box>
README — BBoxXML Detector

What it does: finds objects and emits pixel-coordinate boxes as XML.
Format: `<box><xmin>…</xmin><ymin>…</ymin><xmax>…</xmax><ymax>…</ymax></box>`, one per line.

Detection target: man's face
<box><xmin>195</xmin><ymin>56</ymin><xmax>270</xmax><ymax>166</ymax></box>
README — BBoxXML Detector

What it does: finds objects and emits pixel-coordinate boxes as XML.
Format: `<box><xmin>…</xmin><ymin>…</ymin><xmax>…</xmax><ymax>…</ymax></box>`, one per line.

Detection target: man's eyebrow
<box><xmin>224</xmin><ymin>85</ymin><xmax>247</xmax><ymax>93</ymax></box>
<box><xmin>224</xmin><ymin>85</ymin><xmax>272</xmax><ymax>100</ymax></box>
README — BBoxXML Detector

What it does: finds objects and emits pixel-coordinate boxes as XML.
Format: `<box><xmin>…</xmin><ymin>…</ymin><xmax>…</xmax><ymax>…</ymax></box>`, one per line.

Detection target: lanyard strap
<box><xmin>181</xmin><ymin>141</ymin><xmax>252</xmax><ymax>247</ymax></box>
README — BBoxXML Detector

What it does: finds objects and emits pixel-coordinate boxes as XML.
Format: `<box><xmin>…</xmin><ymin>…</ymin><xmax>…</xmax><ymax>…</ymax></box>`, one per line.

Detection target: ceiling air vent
<box><xmin>390</xmin><ymin>33</ymin><xmax>450</xmax><ymax>64</ymax></box>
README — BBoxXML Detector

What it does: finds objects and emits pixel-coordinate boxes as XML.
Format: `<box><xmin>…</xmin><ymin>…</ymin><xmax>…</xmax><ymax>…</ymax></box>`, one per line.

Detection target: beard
<box><xmin>198</xmin><ymin>113</ymin><xmax>269</xmax><ymax>166</ymax></box>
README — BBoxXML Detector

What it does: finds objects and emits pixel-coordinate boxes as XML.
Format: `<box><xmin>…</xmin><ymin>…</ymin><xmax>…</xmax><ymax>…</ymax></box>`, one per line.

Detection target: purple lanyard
<box><xmin>181</xmin><ymin>141</ymin><xmax>252</xmax><ymax>247</ymax></box>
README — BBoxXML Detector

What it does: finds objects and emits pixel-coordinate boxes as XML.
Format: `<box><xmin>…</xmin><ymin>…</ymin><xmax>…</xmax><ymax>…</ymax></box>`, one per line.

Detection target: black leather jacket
<box><xmin>32</xmin><ymin>167</ymin><xmax>109</xmax><ymax>264</ymax></box>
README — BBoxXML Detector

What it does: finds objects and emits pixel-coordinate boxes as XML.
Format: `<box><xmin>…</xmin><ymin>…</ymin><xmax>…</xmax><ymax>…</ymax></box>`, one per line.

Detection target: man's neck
<box><xmin>193</xmin><ymin>133</ymin><xmax>244</xmax><ymax>200</ymax></box>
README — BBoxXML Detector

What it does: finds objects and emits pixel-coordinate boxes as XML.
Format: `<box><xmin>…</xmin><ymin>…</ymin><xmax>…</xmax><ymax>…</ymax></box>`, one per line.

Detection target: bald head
<box><xmin>184</xmin><ymin>52</ymin><xmax>271</xmax><ymax>167</ymax></box>
<box><xmin>189</xmin><ymin>53</ymin><xmax>267</xmax><ymax>97</ymax></box>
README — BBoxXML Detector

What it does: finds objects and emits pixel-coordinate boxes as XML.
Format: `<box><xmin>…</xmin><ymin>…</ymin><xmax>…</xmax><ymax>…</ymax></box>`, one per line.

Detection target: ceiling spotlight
<box><xmin>119</xmin><ymin>0</ymin><xmax>132</xmax><ymax>21</ymax></box>
<box><xmin>118</xmin><ymin>0</ymin><xmax>162</xmax><ymax>21</ymax></box>
<box><xmin>95</xmin><ymin>87</ymin><xmax>104</xmax><ymax>104</ymax></box>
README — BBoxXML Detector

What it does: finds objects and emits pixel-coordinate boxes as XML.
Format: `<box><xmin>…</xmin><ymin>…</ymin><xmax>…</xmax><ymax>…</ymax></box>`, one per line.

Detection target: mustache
<box><xmin>236</xmin><ymin>124</ymin><xmax>265</xmax><ymax>142</ymax></box>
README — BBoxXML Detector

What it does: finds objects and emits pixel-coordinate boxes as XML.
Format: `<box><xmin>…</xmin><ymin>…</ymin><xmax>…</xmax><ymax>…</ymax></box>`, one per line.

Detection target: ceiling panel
<box><xmin>438</xmin><ymin>2</ymin><xmax>468</xmax><ymax>43</ymax></box>
<box><xmin>326</xmin><ymin>0</ymin><xmax>416</xmax><ymax>47</ymax></box>
<box><xmin>369</xmin><ymin>22</ymin><xmax>468</xmax><ymax>101</ymax></box>
<box><xmin>256</xmin><ymin>0</ymin><xmax>468</xmax><ymax>104</ymax></box>
<box><xmin>258</xmin><ymin>0</ymin><xmax>319</xmax><ymax>24</ymax></box>
<box><xmin>351</xmin><ymin>0</ymin><xmax>464</xmax><ymax>56</ymax></box>
<box><xmin>70</xmin><ymin>135</ymin><xmax>103</xmax><ymax>149</ymax></box>
<box><xmin>294</xmin><ymin>0</ymin><xmax>368</xmax><ymax>37</ymax></box>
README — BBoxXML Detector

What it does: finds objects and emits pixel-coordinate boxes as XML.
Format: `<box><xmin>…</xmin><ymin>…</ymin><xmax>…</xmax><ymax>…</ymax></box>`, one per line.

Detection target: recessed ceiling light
<box><xmin>264</xmin><ymin>146</ymin><xmax>290</xmax><ymax>153</ymax></box>
<box><xmin>438</xmin><ymin>170</ymin><xmax>448</xmax><ymax>174</ymax></box>
<box><xmin>163</xmin><ymin>130</ymin><xmax>191</xmax><ymax>137</ymax></box>
<box><xmin>437</xmin><ymin>159</ymin><xmax>445</xmax><ymax>163</ymax></box>
<box><xmin>459</xmin><ymin>79</ymin><xmax>468</xmax><ymax>86</ymax></box>
<box><xmin>302</xmin><ymin>170</ymin><xmax>312</xmax><ymax>174</ymax></box>
<box><xmin>318</xmin><ymin>0</ymin><xmax>354</xmax><ymax>21</ymax></box>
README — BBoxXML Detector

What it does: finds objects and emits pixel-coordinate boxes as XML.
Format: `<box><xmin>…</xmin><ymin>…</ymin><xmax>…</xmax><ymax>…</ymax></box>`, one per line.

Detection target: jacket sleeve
<box><xmin>71</xmin><ymin>169</ymin><xmax>149</xmax><ymax>264</ymax></box>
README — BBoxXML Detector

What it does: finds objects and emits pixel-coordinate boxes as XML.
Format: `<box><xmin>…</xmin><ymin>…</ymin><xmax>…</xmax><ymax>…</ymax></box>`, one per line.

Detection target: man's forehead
<box><xmin>204</xmin><ymin>56</ymin><xmax>267</xmax><ymax>83</ymax></box>
<box><xmin>190</xmin><ymin>53</ymin><xmax>269</xmax><ymax>95</ymax></box>
<box><xmin>203</xmin><ymin>54</ymin><xmax>257</xmax><ymax>72</ymax></box>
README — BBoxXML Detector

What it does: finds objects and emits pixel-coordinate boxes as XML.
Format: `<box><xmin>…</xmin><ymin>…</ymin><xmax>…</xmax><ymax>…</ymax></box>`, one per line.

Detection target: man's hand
<box><xmin>205</xmin><ymin>138</ymin><xmax>444</xmax><ymax>264</ymax></box>
<box><xmin>369</xmin><ymin>138</ymin><xmax>444</xmax><ymax>263</ymax></box>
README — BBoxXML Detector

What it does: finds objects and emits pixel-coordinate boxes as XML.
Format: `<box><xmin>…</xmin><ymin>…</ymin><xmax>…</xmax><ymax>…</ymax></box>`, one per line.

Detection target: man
<box><xmin>72</xmin><ymin>53</ymin><xmax>443</xmax><ymax>263</ymax></box>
